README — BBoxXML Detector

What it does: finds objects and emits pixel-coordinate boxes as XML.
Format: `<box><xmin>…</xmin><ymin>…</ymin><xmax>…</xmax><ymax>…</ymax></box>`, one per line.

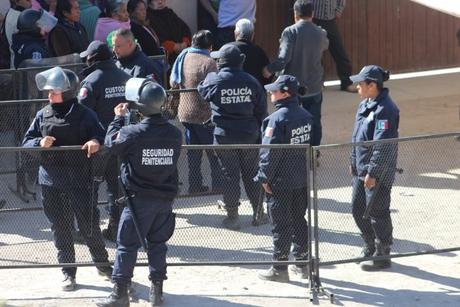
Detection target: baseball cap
<box><xmin>264</xmin><ymin>75</ymin><xmax>299</xmax><ymax>96</ymax></box>
<box><xmin>80</xmin><ymin>40</ymin><xmax>112</xmax><ymax>60</ymax></box>
<box><xmin>211</xmin><ymin>44</ymin><xmax>245</xmax><ymax>67</ymax></box>
<box><xmin>350</xmin><ymin>65</ymin><xmax>387</xmax><ymax>84</ymax></box>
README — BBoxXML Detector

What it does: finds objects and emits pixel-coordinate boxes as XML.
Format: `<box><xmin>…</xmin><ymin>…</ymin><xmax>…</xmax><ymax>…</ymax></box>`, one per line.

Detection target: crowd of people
<box><xmin>0</xmin><ymin>1</ymin><xmax>401</xmax><ymax>306</ymax></box>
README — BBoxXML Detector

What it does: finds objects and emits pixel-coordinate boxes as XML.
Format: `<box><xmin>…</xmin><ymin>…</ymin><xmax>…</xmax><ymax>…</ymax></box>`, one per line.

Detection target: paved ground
<box><xmin>1</xmin><ymin>72</ymin><xmax>460</xmax><ymax>306</ymax></box>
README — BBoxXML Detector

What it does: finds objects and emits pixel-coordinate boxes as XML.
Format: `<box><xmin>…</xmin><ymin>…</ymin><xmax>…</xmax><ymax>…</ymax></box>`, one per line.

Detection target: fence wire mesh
<box><xmin>0</xmin><ymin>145</ymin><xmax>311</xmax><ymax>269</ymax></box>
<box><xmin>312</xmin><ymin>134</ymin><xmax>460</xmax><ymax>265</ymax></box>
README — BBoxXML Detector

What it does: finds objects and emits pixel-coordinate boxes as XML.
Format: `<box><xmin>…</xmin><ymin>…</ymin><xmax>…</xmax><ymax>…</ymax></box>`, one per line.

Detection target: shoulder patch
<box><xmin>78</xmin><ymin>87</ymin><xmax>88</xmax><ymax>99</ymax></box>
<box><xmin>376</xmin><ymin>120</ymin><xmax>389</xmax><ymax>130</ymax></box>
<box><xmin>265</xmin><ymin>127</ymin><xmax>274</xmax><ymax>138</ymax></box>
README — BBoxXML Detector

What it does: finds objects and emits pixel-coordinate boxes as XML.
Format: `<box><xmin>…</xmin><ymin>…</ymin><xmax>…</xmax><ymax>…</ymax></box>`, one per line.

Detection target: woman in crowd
<box><xmin>94</xmin><ymin>0</ymin><xmax>129</xmax><ymax>42</ymax></box>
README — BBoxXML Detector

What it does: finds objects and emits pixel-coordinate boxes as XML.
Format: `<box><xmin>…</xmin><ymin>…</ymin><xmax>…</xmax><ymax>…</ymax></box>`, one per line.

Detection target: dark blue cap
<box><xmin>211</xmin><ymin>44</ymin><xmax>245</xmax><ymax>66</ymax></box>
<box><xmin>264</xmin><ymin>75</ymin><xmax>299</xmax><ymax>96</ymax></box>
<box><xmin>80</xmin><ymin>40</ymin><xmax>112</xmax><ymax>60</ymax></box>
<box><xmin>350</xmin><ymin>65</ymin><xmax>387</xmax><ymax>84</ymax></box>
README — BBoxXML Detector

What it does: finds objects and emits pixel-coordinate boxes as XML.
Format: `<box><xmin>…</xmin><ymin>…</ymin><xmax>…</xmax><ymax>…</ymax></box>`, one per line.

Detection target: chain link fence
<box><xmin>0</xmin><ymin>144</ymin><xmax>312</xmax><ymax>270</ymax></box>
<box><xmin>311</xmin><ymin>133</ymin><xmax>460</xmax><ymax>268</ymax></box>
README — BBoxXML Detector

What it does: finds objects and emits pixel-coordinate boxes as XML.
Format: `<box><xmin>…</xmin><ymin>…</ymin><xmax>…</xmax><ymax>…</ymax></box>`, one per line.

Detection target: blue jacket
<box><xmin>256</xmin><ymin>97</ymin><xmax>313</xmax><ymax>190</ymax></box>
<box><xmin>351</xmin><ymin>88</ymin><xmax>399</xmax><ymax>183</ymax></box>
<box><xmin>11</xmin><ymin>32</ymin><xmax>51</xmax><ymax>68</ymax></box>
<box><xmin>22</xmin><ymin>99</ymin><xmax>105</xmax><ymax>188</ymax></box>
<box><xmin>197</xmin><ymin>67</ymin><xmax>267</xmax><ymax>137</ymax></box>
<box><xmin>78</xmin><ymin>59</ymin><xmax>131</xmax><ymax>129</ymax></box>
<box><xmin>105</xmin><ymin>115</ymin><xmax>182</xmax><ymax>201</ymax></box>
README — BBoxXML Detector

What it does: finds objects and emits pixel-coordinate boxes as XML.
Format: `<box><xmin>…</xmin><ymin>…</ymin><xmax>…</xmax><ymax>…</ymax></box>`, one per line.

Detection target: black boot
<box><xmin>361</xmin><ymin>243</ymin><xmax>391</xmax><ymax>271</ymax></box>
<box><xmin>222</xmin><ymin>207</ymin><xmax>240</xmax><ymax>230</ymax></box>
<box><xmin>102</xmin><ymin>216</ymin><xmax>119</xmax><ymax>242</ymax></box>
<box><xmin>96</xmin><ymin>283</ymin><xmax>129</xmax><ymax>307</ymax></box>
<box><xmin>356</xmin><ymin>236</ymin><xmax>376</xmax><ymax>263</ymax></box>
<box><xmin>150</xmin><ymin>281</ymin><xmax>164</xmax><ymax>306</ymax></box>
<box><xmin>251</xmin><ymin>203</ymin><xmax>269</xmax><ymax>226</ymax></box>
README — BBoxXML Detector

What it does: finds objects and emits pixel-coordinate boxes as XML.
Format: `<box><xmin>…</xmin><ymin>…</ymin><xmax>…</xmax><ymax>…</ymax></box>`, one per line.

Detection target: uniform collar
<box><xmin>141</xmin><ymin>115</ymin><xmax>168</xmax><ymax>125</ymax></box>
<box><xmin>274</xmin><ymin>96</ymin><xmax>299</xmax><ymax>109</ymax></box>
<box><xmin>44</xmin><ymin>98</ymin><xmax>77</xmax><ymax>118</ymax></box>
<box><xmin>360</xmin><ymin>88</ymin><xmax>389</xmax><ymax>113</ymax></box>
<box><xmin>81</xmin><ymin>59</ymin><xmax>116</xmax><ymax>77</ymax></box>
<box><xmin>118</xmin><ymin>46</ymin><xmax>142</xmax><ymax>65</ymax></box>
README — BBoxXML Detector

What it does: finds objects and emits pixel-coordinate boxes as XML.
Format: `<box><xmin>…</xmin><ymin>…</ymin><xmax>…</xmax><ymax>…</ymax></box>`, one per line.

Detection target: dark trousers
<box><xmin>216</xmin><ymin>26</ymin><xmax>235</xmax><ymax>50</ymax></box>
<box><xmin>267</xmin><ymin>187</ymin><xmax>309</xmax><ymax>270</ymax></box>
<box><xmin>351</xmin><ymin>176</ymin><xmax>393</xmax><ymax>245</ymax></box>
<box><xmin>299</xmin><ymin>93</ymin><xmax>323</xmax><ymax>146</ymax></box>
<box><xmin>182</xmin><ymin>122</ymin><xmax>223</xmax><ymax>190</ymax></box>
<box><xmin>104</xmin><ymin>155</ymin><xmax>120</xmax><ymax>218</ymax></box>
<box><xmin>41</xmin><ymin>185</ymin><xmax>109</xmax><ymax>277</ymax></box>
<box><xmin>214</xmin><ymin>133</ymin><xmax>262</xmax><ymax>211</ymax></box>
<box><xmin>313</xmin><ymin>18</ymin><xmax>353</xmax><ymax>89</ymax></box>
<box><xmin>112</xmin><ymin>197</ymin><xmax>175</xmax><ymax>286</ymax></box>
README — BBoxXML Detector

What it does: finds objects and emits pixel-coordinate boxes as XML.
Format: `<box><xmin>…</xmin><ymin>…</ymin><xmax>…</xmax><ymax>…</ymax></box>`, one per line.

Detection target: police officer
<box><xmin>198</xmin><ymin>43</ymin><xmax>268</xmax><ymax>230</ymax></box>
<box><xmin>97</xmin><ymin>78</ymin><xmax>182</xmax><ymax>307</ymax></box>
<box><xmin>349</xmin><ymin>65</ymin><xmax>399</xmax><ymax>271</ymax></box>
<box><xmin>255</xmin><ymin>75</ymin><xmax>313</xmax><ymax>282</ymax></box>
<box><xmin>22</xmin><ymin>67</ymin><xmax>112</xmax><ymax>291</ymax></box>
<box><xmin>111</xmin><ymin>28</ymin><xmax>163</xmax><ymax>85</ymax></box>
<box><xmin>11</xmin><ymin>8</ymin><xmax>56</xmax><ymax>68</ymax></box>
<box><xmin>79</xmin><ymin>40</ymin><xmax>131</xmax><ymax>242</ymax></box>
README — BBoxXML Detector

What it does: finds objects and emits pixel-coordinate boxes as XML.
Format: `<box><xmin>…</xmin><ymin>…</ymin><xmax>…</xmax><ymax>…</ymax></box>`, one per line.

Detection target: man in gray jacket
<box><xmin>263</xmin><ymin>0</ymin><xmax>328</xmax><ymax>146</ymax></box>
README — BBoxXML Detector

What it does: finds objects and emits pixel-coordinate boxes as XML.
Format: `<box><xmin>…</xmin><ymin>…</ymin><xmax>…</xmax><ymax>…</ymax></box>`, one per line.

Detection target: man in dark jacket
<box><xmin>198</xmin><ymin>43</ymin><xmax>268</xmax><ymax>230</ymax></box>
<box><xmin>49</xmin><ymin>0</ymin><xmax>89</xmax><ymax>57</ymax></box>
<box><xmin>78</xmin><ymin>40</ymin><xmax>131</xmax><ymax>242</ymax></box>
<box><xmin>112</xmin><ymin>28</ymin><xmax>163</xmax><ymax>85</ymax></box>
<box><xmin>11</xmin><ymin>8</ymin><xmax>56</xmax><ymax>68</ymax></box>
<box><xmin>97</xmin><ymin>78</ymin><xmax>182</xmax><ymax>307</ymax></box>
<box><xmin>22</xmin><ymin>67</ymin><xmax>111</xmax><ymax>291</ymax></box>
<box><xmin>229</xmin><ymin>18</ymin><xmax>270</xmax><ymax>86</ymax></box>
<box><xmin>255</xmin><ymin>75</ymin><xmax>313</xmax><ymax>282</ymax></box>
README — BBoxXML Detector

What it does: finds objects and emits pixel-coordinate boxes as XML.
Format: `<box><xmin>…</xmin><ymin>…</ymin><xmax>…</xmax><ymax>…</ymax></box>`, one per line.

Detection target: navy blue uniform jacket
<box><xmin>22</xmin><ymin>99</ymin><xmax>105</xmax><ymax>188</ymax></box>
<box><xmin>78</xmin><ymin>59</ymin><xmax>131</xmax><ymax>129</ymax></box>
<box><xmin>256</xmin><ymin>97</ymin><xmax>313</xmax><ymax>190</ymax></box>
<box><xmin>105</xmin><ymin>115</ymin><xmax>182</xmax><ymax>201</ymax></box>
<box><xmin>351</xmin><ymin>88</ymin><xmax>399</xmax><ymax>183</ymax></box>
<box><xmin>197</xmin><ymin>67</ymin><xmax>267</xmax><ymax>137</ymax></box>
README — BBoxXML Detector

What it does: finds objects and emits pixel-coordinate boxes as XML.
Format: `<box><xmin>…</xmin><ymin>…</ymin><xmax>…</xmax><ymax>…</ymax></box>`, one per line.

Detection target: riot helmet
<box><xmin>17</xmin><ymin>9</ymin><xmax>57</xmax><ymax>34</ymax></box>
<box><xmin>36</xmin><ymin>67</ymin><xmax>80</xmax><ymax>101</ymax></box>
<box><xmin>125</xmin><ymin>78</ymin><xmax>166</xmax><ymax>116</ymax></box>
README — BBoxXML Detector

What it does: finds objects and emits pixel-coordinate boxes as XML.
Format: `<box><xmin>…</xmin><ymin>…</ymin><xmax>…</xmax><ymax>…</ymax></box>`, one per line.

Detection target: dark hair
<box><xmin>127</xmin><ymin>0</ymin><xmax>144</xmax><ymax>15</ymax></box>
<box><xmin>55</xmin><ymin>0</ymin><xmax>75</xmax><ymax>21</ymax></box>
<box><xmin>192</xmin><ymin>30</ymin><xmax>213</xmax><ymax>50</ymax></box>
<box><xmin>294</xmin><ymin>0</ymin><xmax>313</xmax><ymax>18</ymax></box>
<box><xmin>366</xmin><ymin>70</ymin><xmax>390</xmax><ymax>91</ymax></box>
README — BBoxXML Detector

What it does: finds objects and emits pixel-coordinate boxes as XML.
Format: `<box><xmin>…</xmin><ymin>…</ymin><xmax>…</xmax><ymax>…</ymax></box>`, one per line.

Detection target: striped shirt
<box><xmin>313</xmin><ymin>0</ymin><xmax>346</xmax><ymax>21</ymax></box>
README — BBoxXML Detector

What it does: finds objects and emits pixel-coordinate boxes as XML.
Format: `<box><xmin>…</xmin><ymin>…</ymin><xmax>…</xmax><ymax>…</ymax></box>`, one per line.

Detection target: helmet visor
<box><xmin>125</xmin><ymin>77</ymin><xmax>147</xmax><ymax>102</ymax></box>
<box><xmin>35</xmin><ymin>67</ymin><xmax>71</xmax><ymax>92</ymax></box>
<box><xmin>36</xmin><ymin>10</ymin><xmax>57</xmax><ymax>33</ymax></box>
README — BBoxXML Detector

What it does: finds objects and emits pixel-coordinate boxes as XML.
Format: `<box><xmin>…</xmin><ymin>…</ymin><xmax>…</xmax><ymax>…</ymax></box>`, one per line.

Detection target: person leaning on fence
<box><xmin>11</xmin><ymin>8</ymin><xmax>56</xmax><ymax>68</ymax></box>
<box><xmin>111</xmin><ymin>28</ymin><xmax>163</xmax><ymax>84</ymax></box>
<box><xmin>48</xmin><ymin>0</ymin><xmax>90</xmax><ymax>57</ymax></box>
<box><xmin>349</xmin><ymin>65</ymin><xmax>399</xmax><ymax>271</ymax></box>
<box><xmin>97</xmin><ymin>78</ymin><xmax>182</xmax><ymax>307</ymax></box>
<box><xmin>78</xmin><ymin>40</ymin><xmax>131</xmax><ymax>242</ymax></box>
<box><xmin>22</xmin><ymin>67</ymin><xmax>112</xmax><ymax>291</ymax></box>
<box><xmin>255</xmin><ymin>75</ymin><xmax>313</xmax><ymax>282</ymax></box>
<box><xmin>197</xmin><ymin>43</ymin><xmax>268</xmax><ymax>230</ymax></box>
<box><xmin>170</xmin><ymin>29</ymin><xmax>223</xmax><ymax>195</ymax></box>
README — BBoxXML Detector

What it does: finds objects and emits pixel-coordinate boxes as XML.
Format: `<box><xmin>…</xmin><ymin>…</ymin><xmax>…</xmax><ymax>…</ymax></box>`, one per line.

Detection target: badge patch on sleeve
<box><xmin>377</xmin><ymin>120</ymin><xmax>389</xmax><ymax>130</ymax></box>
<box><xmin>265</xmin><ymin>127</ymin><xmax>274</xmax><ymax>138</ymax></box>
<box><xmin>78</xmin><ymin>87</ymin><xmax>88</xmax><ymax>99</ymax></box>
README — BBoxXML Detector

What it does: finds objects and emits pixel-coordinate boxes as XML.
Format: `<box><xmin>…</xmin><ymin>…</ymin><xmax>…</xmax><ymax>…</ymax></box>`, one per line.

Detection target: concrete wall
<box><xmin>167</xmin><ymin>0</ymin><xmax>197</xmax><ymax>34</ymax></box>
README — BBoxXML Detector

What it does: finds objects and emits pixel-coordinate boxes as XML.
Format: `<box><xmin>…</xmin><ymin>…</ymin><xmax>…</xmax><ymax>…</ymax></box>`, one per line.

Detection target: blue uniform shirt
<box><xmin>197</xmin><ymin>67</ymin><xmax>267</xmax><ymax>137</ymax></box>
<box><xmin>351</xmin><ymin>88</ymin><xmax>399</xmax><ymax>181</ymax></box>
<box><xmin>256</xmin><ymin>96</ymin><xmax>313</xmax><ymax>190</ymax></box>
<box><xmin>105</xmin><ymin>115</ymin><xmax>182</xmax><ymax>201</ymax></box>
